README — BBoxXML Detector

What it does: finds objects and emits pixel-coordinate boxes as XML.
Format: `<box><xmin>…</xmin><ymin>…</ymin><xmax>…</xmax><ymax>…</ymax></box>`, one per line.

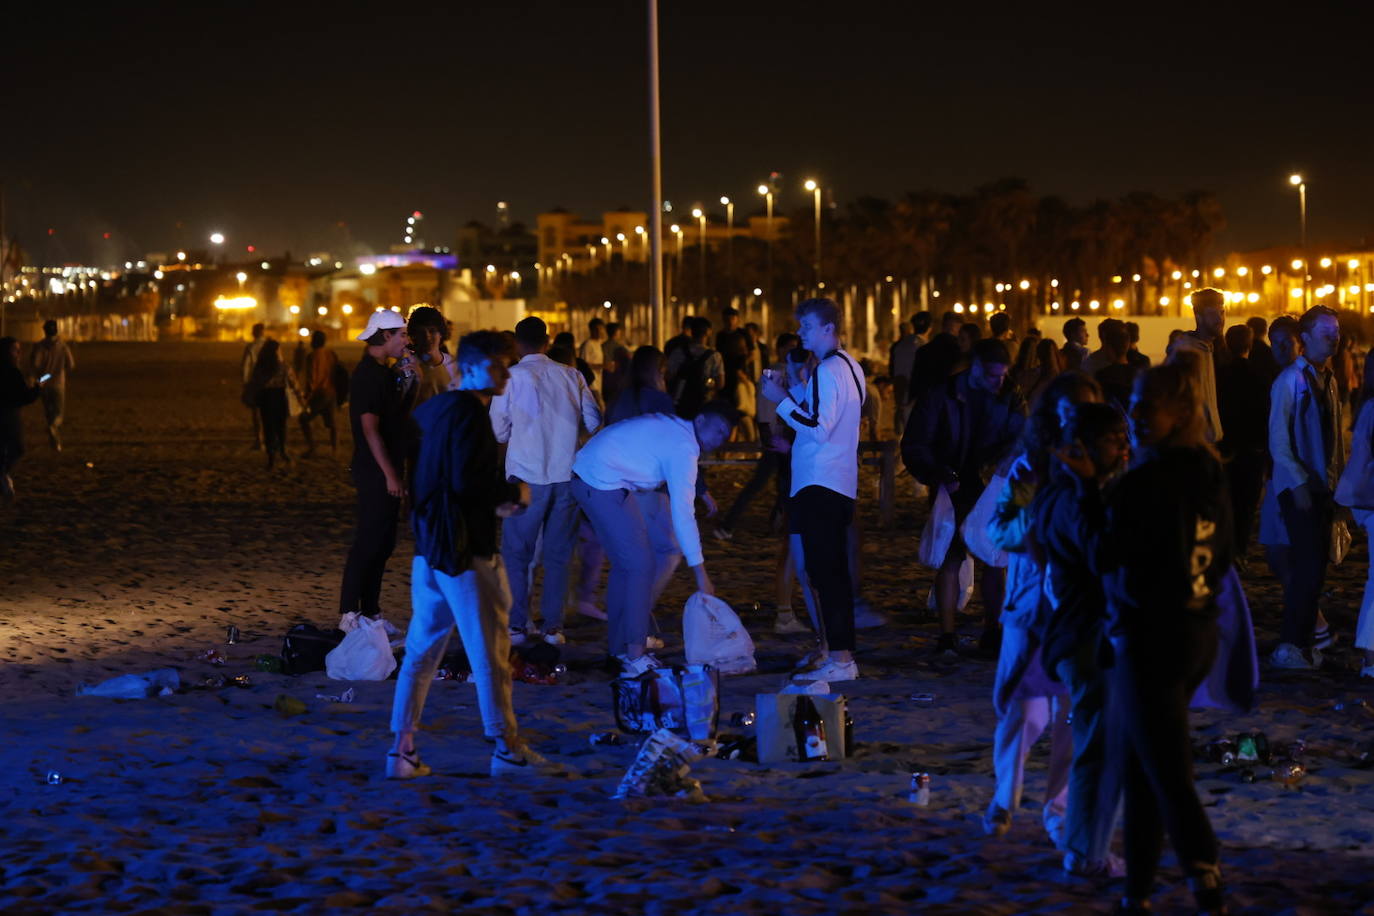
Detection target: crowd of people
<box><xmin>4</xmin><ymin>286</ymin><xmax>1370</xmax><ymax>913</ymax></box>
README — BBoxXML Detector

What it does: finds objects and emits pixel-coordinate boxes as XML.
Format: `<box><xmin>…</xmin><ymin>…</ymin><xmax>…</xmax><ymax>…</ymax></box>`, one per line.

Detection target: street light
<box><xmin>691</xmin><ymin>207</ymin><xmax>706</xmax><ymax>307</ymax></box>
<box><xmin>720</xmin><ymin>196</ymin><xmax>734</xmax><ymax>293</ymax></box>
<box><xmin>209</xmin><ymin>232</ymin><xmax>225</xmax><ymax>245</ymax></box>
<box><xmin>758</xmin><ymin>183</ymin><xmax>774</xmax><ymax>310</ymax></box>
<box><xmin>804</xmin><ymin>179</ymin><xmax>822</xmax><ymax>290</ymax></box>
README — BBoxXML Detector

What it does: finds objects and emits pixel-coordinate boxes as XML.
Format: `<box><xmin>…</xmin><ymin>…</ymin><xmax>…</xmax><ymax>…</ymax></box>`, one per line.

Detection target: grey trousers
<box><xmin>572</xmin><ymin>479</ymin><xmax>680</xmax><ymax>656</ymax></box>
<box><xmin>503</xmin><ymin>481</ymin><xmax>579</xmax><ymax>631</ymax></box>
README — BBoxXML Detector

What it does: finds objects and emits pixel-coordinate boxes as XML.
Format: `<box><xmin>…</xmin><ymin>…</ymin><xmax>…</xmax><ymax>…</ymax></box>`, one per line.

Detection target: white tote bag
<box><xmin>325</xmin><ymin>616</ymin><xmax>398</xmax><ymax>681</ymax></box>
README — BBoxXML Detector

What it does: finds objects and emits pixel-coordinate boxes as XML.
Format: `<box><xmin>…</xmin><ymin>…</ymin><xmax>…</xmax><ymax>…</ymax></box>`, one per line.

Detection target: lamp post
<box><xmin>719</xmin><ymin>196</ymin><xmax>734</xmax><ymax>295</ymax></box>
<box><xmin>804</xmin><ymin>179</ymin><xmax>821</xmax><ymax>291</ymax></box>
<box><xmin>691</xmin><ymin>206</ymin><xmax>706</xmax><ymax>309</ymax></box>
<box><xmin>209</xmin><ymin>231</ymin><xmax>224</xmax><ymax>266</ymax></box>
<box><xmin>670</xmin><ymin>223</ymin><xmax>683</xmax><ymax>309</ymax></box>
<box><xmin>1289</xmin><ymin>173</ymin><xmax>1308</xmax><ymax>307</ymax></box>
<box><xmin>758</xmin><ymin>183</ymin><xmax>773</xmax><ymax>312</ymax></box>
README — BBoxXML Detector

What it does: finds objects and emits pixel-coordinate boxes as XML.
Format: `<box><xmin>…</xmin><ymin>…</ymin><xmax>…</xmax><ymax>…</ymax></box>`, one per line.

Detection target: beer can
<box><xmin>226</xmin><ymin>626</ymin><xmax>240</xmax><ymax>645</ymax></box>
<box><xmin>909</xmin><ymin>771</ymin><xmax>931</xmax><ymax>806</ymax></box>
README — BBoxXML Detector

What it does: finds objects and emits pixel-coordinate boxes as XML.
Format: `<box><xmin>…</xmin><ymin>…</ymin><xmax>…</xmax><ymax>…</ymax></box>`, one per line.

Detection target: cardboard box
<box><xmin>755</xmin><ymin>692</ymin><xmax>848</xmax><ymax>763</ymax></box>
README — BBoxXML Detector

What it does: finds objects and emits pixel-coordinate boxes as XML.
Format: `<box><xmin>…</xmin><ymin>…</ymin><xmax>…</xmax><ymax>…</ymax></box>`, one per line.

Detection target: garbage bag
<box><xmin>684</xmin><ymin>592</ymin><xmax>757</xmax><ymax>675</ymax></box>
<box><xmin>76</xmin><ymin>668</ymin><xmax>180</xmax><ymax>698</ymax></box>
<box><xmin>325</xmin><ymin>615</ymin><xmax>398</xmax><ymax>681</ymax></box>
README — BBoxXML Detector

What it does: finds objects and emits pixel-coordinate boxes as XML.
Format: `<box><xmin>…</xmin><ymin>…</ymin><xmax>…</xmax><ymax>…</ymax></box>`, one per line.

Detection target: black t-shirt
<box><xmin>349</xmin><ymin>356</ymin><xmax>407</xmax><ymax>482</ymax></box>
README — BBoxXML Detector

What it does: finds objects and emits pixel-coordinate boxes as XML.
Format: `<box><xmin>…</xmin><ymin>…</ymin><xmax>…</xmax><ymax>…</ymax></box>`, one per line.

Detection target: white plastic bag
<box><xmin>76</xmin><ymin>668</ymin><xmax>180</xmax><ymax>698</ymax></box>
<box><xmin>683</xmin><ymin>592</ymin><xmax>757</xmax><ymax>675</ymax></box>
<box><xmin>917</xmin><ymin>486</ymin><xmax>957</xmax><ymax>568</ymax></box>
<box><xmin>924</xmin><ymin>555</ymin><xmax>974</xmax><ymax>611</ymax></box>
<box><xmin>961</xmin><ymin>473</ymin><xmax>1009</xmax><ymax>568</ymax></box>
<box><xmin>326</xmin><ymin>616</ymin><xmax>398</xmax><ymax>681</ymax></box>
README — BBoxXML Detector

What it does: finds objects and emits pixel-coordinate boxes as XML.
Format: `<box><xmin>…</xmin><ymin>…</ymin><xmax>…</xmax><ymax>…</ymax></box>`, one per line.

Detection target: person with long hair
<box><xmin>0</xmin><ymin>336</ymin><xmax>46</xmax><ymax>503</ymax></box>
<box><xmin>1066</xmin><ymin>364</ymin><xmax>1232</xmax><ymax>913</ymax></box>
<box><xmin>247</xmin><ymin>338</ymin><xmax>304</xmax><ymax>469</ymax></box>
<box><xmin>982</xmin><ymin>370</ymin><xmax>1102</xmax><ymax>843</ymax></box>
<box><xmin>1025</xmin><ymin>337</ymin><xmax>1065</xmax><ymax>407</ymax></box>
<box><xmin>607</xmin><ymin>345</ymin><xmax>674</xmax><ymax>423</ymax></box>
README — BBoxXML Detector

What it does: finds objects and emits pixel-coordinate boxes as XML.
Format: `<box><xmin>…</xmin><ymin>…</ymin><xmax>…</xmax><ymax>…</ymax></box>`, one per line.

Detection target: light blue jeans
<box><xmin>390</xmin><ymin>554</ymin><xmax>517</xmax><ymax>741</ymax></box>
<box><xmin>503</xmin><ymin>481</ymin><xmax>579</xmax><ymax>632</ymax></box>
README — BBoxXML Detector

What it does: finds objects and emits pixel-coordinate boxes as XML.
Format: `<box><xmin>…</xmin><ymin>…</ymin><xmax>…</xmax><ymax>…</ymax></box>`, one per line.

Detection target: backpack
<box><xmin>333</xmin><ymin>360</ymin><xmax>350</xmax><ymax>406</ymax></box>
<box><xmin>672</xmin><ymin>348</ymin><xmax>715</xmax><ymax>419</ymax></box>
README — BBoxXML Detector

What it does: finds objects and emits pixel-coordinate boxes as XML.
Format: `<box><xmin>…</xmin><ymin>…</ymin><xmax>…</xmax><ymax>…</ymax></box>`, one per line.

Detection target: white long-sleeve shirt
<box><xmin>571</xmin><ymin>413</ymin><xmax>705</xmax><ymax>566</ymax></box>
<box><xmin>490</xmin><ymin>352</ymin><xmax>602</xmax><ymax>485</ymax></box>
<box><xmin>776</xmin><ymin>349</ymin><xmax>865</xmax><ymax>499</ymax></box>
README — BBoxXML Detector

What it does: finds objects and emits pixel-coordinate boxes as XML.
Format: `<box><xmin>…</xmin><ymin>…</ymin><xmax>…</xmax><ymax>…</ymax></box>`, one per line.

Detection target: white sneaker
<box><xmin>491</xmin><ymin>745</ymin><xmax>567</xmax><ymax>778</ymax></box>
<box><xmin>1270</xmin><ymin>642</ymin><xmax>1313</xmax><ymax>670</ymax></box>
<box><xmin>509</xmin><ymin>626</ymin><xmax>528</xmax><ymax>647</ymax></box>
<box><xmin>385</xmin><ymin>749</ymin><xmax>432</xmax><ymax>780</ymax></box>
<box><xmin>542</xmin><ymin>629</ymin><xmax>566</xmax><ymax>646</ymax></box>
<box><xmin>644</xmin><ymin>634</ymin><xmax>665</xmax><ymax>650</ymax></box>
<box><xmin>774</xmin><ymin>611</ymin><xmax>812</xmax><ymax>635</ymax></box>
<box><xmin>793</xmin><ymin>657</ymin><xmax>859</xmax><ymax>683</ymax></box>
<box><xmin>617</xmin><ymin>653</ymin><xmax>662</xmax><ymax>677</ymax></box>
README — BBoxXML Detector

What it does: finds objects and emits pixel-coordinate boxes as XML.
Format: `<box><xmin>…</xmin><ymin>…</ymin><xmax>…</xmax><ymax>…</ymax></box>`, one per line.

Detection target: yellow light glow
<box><xmin>757</xmin><ymin>185</ymin><xmax>769</xmax><ymax>196</ymax></box>
<box><xmin>153</xmin><ymin>270</ymin><xmax>164</xmax><ymax>280</ymax></box>
<box><xmin>1213</xmin><ymin>268</ymin><xmax>1225</xmax><ymax>278</ymax></box>
<box><xmin>1018</xmin><ymin>279</ymin><xmax>1030</xmax><ymax>290</ymax></box>
<box><xmin>1247</xmin><ymin>293</ymin><xmax>1260</xmax><ymax>303</ymax></box>
<box><xmin>298</xmin><ymin>328</ymin><xmax>310</xmax><ymax>337</ymax></box>
<box><xmin>317</xmin><ymin>306</ymin><xmax>328</xmax><ymax>316</ymax></box>
<box><xmin>1350</xmin><ymin>285</ymin><xmax>1362</xmax><ymax>295</ymax></box>
<box><xmin>969</xmin><ymin>304</ymin><xmax>980</xmax><ymax>313</ymax></box>
<box><xmin>1183</xmin><ymin>282</ymin><xmax>1192</xmax><ymax>290</ymax></box>
<box><xmin>1191</xmin><ymin>270</ymin><xmax>1200</xmax><ymax>278</ymax></box>
<box><xmin>1171</xmin><ymin>271</ymin><xmax>1182</xmax><ymax>280</ymax></box>
<box><xmin>995</xmin><ymin>283</ymin><xmax>1004</xmax><ymax>293</ymax></box>
<box><xmin>1088</xmin><ymin>300</ymin><xmax>1100</xmax><ymax>310</ymax></box>
<box><xmin>1050</xmin><ymin>278</ymin><xmax>1059</xmax><ymax>288</ymax></box>
<box><xmin>390</xmin><ymin>306</ymin><xmax>401</xmax><ymax>313</ymax></box>
<box><xmin>1184</xmin><ymin>294</ymin><xmax>1193</xmax><ymax>307</ymax></box>
<box><xmin>1111</xmin><ymin>275</ymin><xmax>1122</xmax><ymax>283</ymax></box>
<box><xmin>1112</xmin><ymin>299</ymin><xmax>1125</xmax><ymax>309</ymax></box>
<box><xmin>1051</xmin><ymin>301</ymin><xmax>1061</xmax><ymax>310</ymax></box>
<box><xmin>1071</xmin><ymin>300</ymin><xmax>1081</xmax><ymax>310</ymax></box>
<box><xmin>984</xmin><ymin>302</ymin><xmax>993</xmax><ymax>311</ymax></box>
<box><xmin>1291</xmin><ymin>259</ymin><xmax>1304</xmax><ymax>270</ymax></box>
<box><xmin>1348</xmin><ymin>259</ymin><xmax>1360</xmax><ymax>270</ymax></box>
<box><xmin>804</xmin><ymin>179</ymin><xmax>818</xmax><ymax>192</ymax></box>
<box><xmin>616</xmin><ymin>233</ymin><xmax>625</xmax><ymax>242</ymax></box>
<box><xmin>1366</xmin><ymin>284</ymin><xmax>1374</xmax><ymax>293</ymax></box>
<box><xmin>600</xmin><ymin>237</ymin><xmax>610</xmax><ymax>245</ymax></box>
<box><xmin>635</xmin><ymin>226</ymin><xmax>645</xmax><ymax>235</ymax></box>
<box><xmin>1289</xmin><ymin>173</ymin><xmax>1303</xmax><ymax>186</ymax></box>
<box><xmin>342</xmin><ymin>304</ymin><xmax>353</xmax><ymax>315</ymax></box>
<box><xmin>289</xmin><ymin>305</ymin><xmax>300</xmax><ymax>315</ymax></box>
<box><xmin>1131</xmin><ymin>274</ymin><xmax>1141</xmax><ymax>282</ymax></box>
<box><xmin>953</xmin><ymin>303</ymin><xmax>965</xmax><ymax>313</ymax></box>
<box><xmin>1159</xmin><ymin>296</ymin><xmax>1171</xmax><ymax>306</ymax></box>
<box><xmin>1320</xmin><ymin>257</ymin><xmax>1332</xmax><ymax>268</ymax></box>
<box><xmin>213</xmin><ymin>295</ymin><xmax>256</xmax><ymax>311</ymax></box>
<box><xmin>235</xmin><ymin>271</ymin><xmax>247</xmax><ymax>283</ymax></box>
<box><xmin>670</xmin><ymin>224</ymin><xmax>681</xmax><ymax>234</ymax></box>
<box><xmin>359</xmin><ymin>263</ymin><xmax>377</xmax><ymax>276</ymax></box>
<box><xmin>690</xmin><ymin>210</ymin><xmax>702</xmax><ymax>220</ymax></box>
<box><xmin>719</xmin><ymin>196</ymin><xmax>730</xmax><ymax>205</ymax></box>
<box><xmin>486</xmin><ymin>264</ymin><xmax>496</xmax><ymax>272</ymax></box>
<box><xmin>1237</xmin><ymin>266</ymin><xmax>1249</xmax><ymax>277</ymax></box>
<box><xmin>176</xmin><ymin>251</ymin><xmax>186</xmax><ymax>261</ymax></box>
<box><xmin>1261</xmin><ymin>265</ymin><xmax>1272</xmax><ymax>275</ymax></box>
<box><xmin>1290</xmin><ymin>288</ymin><xmax>1303</xmax><ymax>299</ymax></box>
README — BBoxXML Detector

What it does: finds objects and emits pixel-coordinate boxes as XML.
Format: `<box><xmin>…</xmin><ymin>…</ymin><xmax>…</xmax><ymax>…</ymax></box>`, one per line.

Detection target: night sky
<box><xmin>5</xmin><ymin>1</ymin><xmax>1370</xmax><ymax>265</ymax></box>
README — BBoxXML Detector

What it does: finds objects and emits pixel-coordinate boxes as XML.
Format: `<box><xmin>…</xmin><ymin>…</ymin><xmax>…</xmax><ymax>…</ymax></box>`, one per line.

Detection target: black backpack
<box><xmin>333</xmin><ymin>361</ymin><xmax>351</xmax><ymax>406</ymax></box>
<box><xmin>672</xmin><ymin>348</ymin><xmax>715</xmax><ymax>420</ymax></box>
<box><xmin>281</xmin><ymin>623</ymin><xmax>345</xmax><ymax>675</ymax></box>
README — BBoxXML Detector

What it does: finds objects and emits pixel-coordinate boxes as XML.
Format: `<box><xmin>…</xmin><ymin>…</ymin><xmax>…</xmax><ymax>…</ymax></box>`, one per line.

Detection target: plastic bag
<box><xmin>613</xmin><ymin>728</ymin><xmax>709</xmax><ymax>801</ymax></box>
<box><xmin>76</xmin><ymin>668</ymin><xmax>180</xmax><ymax>698</ymax></box>
<box><xmin>325</xmin><ymin>616</ymin><xmax>398</xmax><ymax>681</ymax></box>
<box><xmin>917</xmin><ymin>486</ymin><xmax>957</xmax><ymax>568</ymax></box>
<box><xmin>683</xmin><ymin>592</ymin><xmax>757</xmax><ymax>675</ymax></box>
<box><xmin>924</xmin><ymin>555</ymin><xmax>974</xmax><ymax>611</ymax></box>
<box><xmin>961</xmin><ymin>474</ymin><xmax>1009</xmax><ymax>568</ymax></box>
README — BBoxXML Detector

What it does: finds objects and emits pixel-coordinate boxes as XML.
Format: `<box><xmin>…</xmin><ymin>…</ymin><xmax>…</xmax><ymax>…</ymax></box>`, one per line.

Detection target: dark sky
<box><xmin>5</xmin><ymin>1</ymin><xmax>1370</xmax><ymax>265</ymax></box>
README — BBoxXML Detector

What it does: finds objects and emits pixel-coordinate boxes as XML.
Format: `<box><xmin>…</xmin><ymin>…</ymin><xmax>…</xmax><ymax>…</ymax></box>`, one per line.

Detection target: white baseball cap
<box><xmin>356</xmin><ymin>309</ymin><xmax>407</xmax><ymax>341</ymax></box>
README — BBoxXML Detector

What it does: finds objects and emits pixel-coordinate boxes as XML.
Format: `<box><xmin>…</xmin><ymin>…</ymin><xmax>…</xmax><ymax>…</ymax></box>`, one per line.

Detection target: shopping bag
<box><xmin>924</xmin><ymin>555</ymin><xmax>975</xmax><ymax>611</ymax></box>
<box><xmin>683</xmin><ymin>592</ymin><xmax>757</xmax><ymax>675</ymax></box>
<box><xmin>612</xmin><ymin>664</ymin><xmax>719</xmax><ymax>740</ymax></box>
<box><xmin>917</xmin><ymin>485</ymin><xmax>957</xmax><ymax>568</ymax></box>
<box><xmin>325</xmin><ymin>616</ymin><xmax>398</xmax><ymax>681</ymax></box>
<box><xmin>961</xmin><ymin>474</ymin><xmax>1009</xmax><ymax>568</ymax></box>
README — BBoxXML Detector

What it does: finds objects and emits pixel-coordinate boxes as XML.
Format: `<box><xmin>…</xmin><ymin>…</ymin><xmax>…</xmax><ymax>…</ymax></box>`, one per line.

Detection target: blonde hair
<box><xmin>1136</xmin><ymin>363</ymin><xmax>1214</xmax><ymax>455</ymax></box>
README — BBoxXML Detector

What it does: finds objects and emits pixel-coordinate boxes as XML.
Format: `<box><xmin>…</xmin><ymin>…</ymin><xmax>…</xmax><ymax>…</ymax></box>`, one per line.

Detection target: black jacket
<box><xmin>902</xmin><ymin>369</ymin><xmax>1025</xmax><ymax>511</ymax></box>
<box><xmin>1101</xmin><ymin>446</ymin><xmax>1233</xmax><ymax>640</ymax></box>
<box><xmin>410</xmin><ymin>390</ymin><xmax>522</xmax><ymax>575</ymax></box>
<box><xmin>1033</xmin><ymin>467</ymin><xmax>1110</xmax><ymax>675</ymax></box>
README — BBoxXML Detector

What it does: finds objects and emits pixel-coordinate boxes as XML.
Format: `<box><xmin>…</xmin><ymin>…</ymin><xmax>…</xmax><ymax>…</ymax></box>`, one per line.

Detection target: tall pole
<box><xmin>0</xmin><ymin>181</ymin><xmax>7</xmax><ymax>337</ymax></box>
<box><xmin>647</xmin><ymin>0</ymin><xmax>665</xmax><ymax>347</ymax></box>
<box><xmin>805</xmin><ymin>179</ymin><xmax>822</xmax><ymax>292</ymax></box>
<box><xmin>693</xmin><ymin>207</ymin><xmax>706</xmax><ymax>310</ymax></box>
<box><xmin>759</xmin><ymin>185</ymin><xmax>773</xmax><ymax>320</ymax></box>
<box><xmin>720</xmin><ymin>196</ymin><xmax>733</xmax><ymax>295</ymax></box>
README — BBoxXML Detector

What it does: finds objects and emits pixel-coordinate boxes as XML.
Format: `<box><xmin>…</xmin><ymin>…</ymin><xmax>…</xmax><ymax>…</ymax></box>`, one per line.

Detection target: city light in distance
<box><xmin>209</xmin><ymin>232</ymin><xmax>224</xmax><ymax>245</ymax></box>
<box><xmin>1247</xmin><ymin>293</ymin><xmax>1260</xmax><ymax>303</ymax></box>
<box><xmin>1019</xmin><ymin>279</ymin><xmax>1030</xmax><ymax>290</ymax></box>
<box><xmin>260</xmin><ymin>261</ymin><xmax>270</xmax><ymax>270</ymax></box>
<box><xmin>1262</xmin><ymin>265</ymin><xmax>1273</xmax><ymax>275</ymax></box>
<box><xmin>804</xmin><ymin>179</ymin><xmax>818</xmax><ymax>192</ymax></box>
<box><xmin>359</xmin><ymin>263</ymin><xmax>377</xmax><ymax>276</ymax></box>
<box><xmin>289</xmin><ymin>305</ymin><xmax>300</xmax><ymax>314</ymax></box>
<box><xmin>342</xmin><ymin>304</ymin><xmax>353</xmax><ymax>315</ymax></box>
<box><xmin>1290</xmin><ymin>288</ymin><xmax>1304</xmax><ymax>299</ymax></box>
<box><xmin>1159</xmin><ymin>296</ymin><xmax>1171</xmax><ymax>306</ymax></box>
<box><xmin>1320</xmin><ymin>257</ymin><xmax>1333</xmax><ymax>268</ymax></box>
<box><xmin>720</xmin><ymin>196</ymin><xmax>730</xmax><ymax>205</ymax></box>
<box><xmin>1291</xmin><ymin>259</ymin><xmax>1304</xmax><ymax>269</ymax></box>
<box><xmin>602</xmin><ymin>300</ymin><xmax>612</xmax><ymax>309</ymax></box>
<box><xmin>235</xmin><ymin>271</ymin><xmax>247</xmax><ymax>283</ymax></box>
<box><xmin>1112</xmin><ymin>299</ymin><xmax>1125</xmax><ymax>309</ymax></box>
<box><xmin>1237</xmin><ymin>266</ymin><xmax>1249</xmax><ymax>277</ymax></box>
<box><xmin>753</xmin><ymin>288</ymin><xmax>762</xmax><ymax>296</ymax></box>
<box><xmin>153</xmin><ymin>270</ymin><xmax>164</xmax><ymax>279</ymax></box>
<box><xmin>757</xmin><ymin>185</ymin><xmax>769</xmax><ymax>196</ymax></box>
<box><xmin>213</xmin><ymin>295</ymin><xmax>256</xmax><ymax>310</ymax></box>
<box><xmin>1350</xmin><ymin>259</ymin><xmax>1361</xmax><ymax>269</ymax></box>
<box><xmin>1213</xmin><ymin>268</ymin><xmax>1225</xmax><ymax>278</ymax></box>
<box><xmin>1131</xmin><ymin>274</ymin><xmax>1142</xmax><ymax>282</ymax></box>
<box><xmin>1089</xmin><ymin>299</ymin><xmax>1101</xmax><ymax>310</ymax></box>
<box><xmin>1289</xmin><ymin>173</ymin><xmax>1304</xmax><ymax>186</ymax></box>
<box><xmin>317</xmin><ymin>306</ymin><xmax>328</xmax><ymax>315</ymax></box>
<box><xmin>176</xmin><ymin>251</ymin><xmax>186</xmax><ymax>261</ymax></box>
<box><xmin>1171</xmin><ymin>271</ymin><xmax>1182</xmax><ymax>280</ymax></box>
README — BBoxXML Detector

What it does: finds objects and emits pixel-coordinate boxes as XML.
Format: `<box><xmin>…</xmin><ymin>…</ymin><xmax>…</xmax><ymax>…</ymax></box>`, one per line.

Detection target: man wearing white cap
<box><xmin>340</xmin><ymin>310</ymin><xmax>409</xmax><ymax>618</ymax></box>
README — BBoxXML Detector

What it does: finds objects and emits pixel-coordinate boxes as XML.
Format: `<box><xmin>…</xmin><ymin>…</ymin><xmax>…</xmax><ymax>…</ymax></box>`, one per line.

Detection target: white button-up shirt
<box><xmin>776</xmin><ymin>349</ymin><xmax>865</xmax><ymax>499</ymax></box>
<box><xmin>490</xmin><ymin>353</ymin><xmax>602</xmax><ymax>485</ymax></box>
<box><xmin>572</xmin><ymin>413</ymin><xmax>705</xmax><ymax>567</ymax></box>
